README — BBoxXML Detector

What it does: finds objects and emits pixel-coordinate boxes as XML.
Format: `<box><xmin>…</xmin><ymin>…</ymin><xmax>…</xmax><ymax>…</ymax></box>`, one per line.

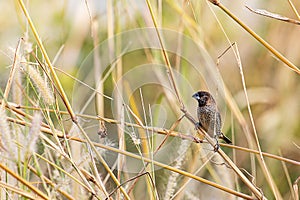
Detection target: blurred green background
<box><xmin>0</xmin><ymin>1</ymin><xmax>299</xmax><ymax>199</ymax></box>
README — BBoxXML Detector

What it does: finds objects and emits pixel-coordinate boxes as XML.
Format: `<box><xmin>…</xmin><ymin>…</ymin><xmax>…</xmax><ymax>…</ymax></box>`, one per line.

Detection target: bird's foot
<box><xmin>213</xmin><ymin>143</ymin><xmax>220</xmax><ymax>152</ymax></box>
<box><xmin>213</xmin><ymin>138</ymin><xmax>220</xmax><ymax>152</ymax></box>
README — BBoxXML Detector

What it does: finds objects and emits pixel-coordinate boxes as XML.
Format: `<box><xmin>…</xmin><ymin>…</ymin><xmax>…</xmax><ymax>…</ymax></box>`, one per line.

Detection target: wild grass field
<box><xmin>0</xmin><ymin>0</ymin><xmax>299</xmax><ymax>199</ymax></box>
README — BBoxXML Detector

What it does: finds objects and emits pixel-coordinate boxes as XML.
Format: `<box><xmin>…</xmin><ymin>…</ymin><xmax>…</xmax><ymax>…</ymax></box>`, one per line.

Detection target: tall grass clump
<box><xmin>0</xmin><ymin>0</ymin><xmax>299</xmax><ymax>199</ymax></box>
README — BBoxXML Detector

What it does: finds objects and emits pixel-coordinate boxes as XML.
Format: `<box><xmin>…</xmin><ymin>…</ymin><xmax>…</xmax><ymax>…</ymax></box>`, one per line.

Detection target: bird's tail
<box><xmin>219</xmin><ymin>133</ymin><xmax>232</xmax><ymax>144</ymax></box>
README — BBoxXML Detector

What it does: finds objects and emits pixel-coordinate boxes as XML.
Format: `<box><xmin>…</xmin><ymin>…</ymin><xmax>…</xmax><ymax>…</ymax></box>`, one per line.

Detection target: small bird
<box><xmin>192</xmin><ymin>91</ymin><xmax>232</xmax><ymax>144</ymax></box>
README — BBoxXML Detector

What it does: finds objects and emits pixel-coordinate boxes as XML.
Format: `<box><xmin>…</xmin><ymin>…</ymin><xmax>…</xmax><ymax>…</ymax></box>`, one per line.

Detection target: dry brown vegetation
<box><xmin>0</xmin><ymin>0</ymin><xmax>299</xmax><ymax>199</ymax></box>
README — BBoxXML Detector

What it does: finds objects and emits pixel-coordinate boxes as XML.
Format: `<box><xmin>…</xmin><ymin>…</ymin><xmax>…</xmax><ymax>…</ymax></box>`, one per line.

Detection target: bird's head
<box><xmin>192</xmin><ymin>91</ymin><xmax>215</xmax><ymax>107</ymax></box>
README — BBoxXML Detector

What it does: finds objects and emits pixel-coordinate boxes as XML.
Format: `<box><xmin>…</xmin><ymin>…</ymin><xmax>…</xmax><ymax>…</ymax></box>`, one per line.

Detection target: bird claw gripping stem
<box><xmin>213</xmin><ymin>138</ymin><xmax>220</xmax><ymax>152</ymax></box>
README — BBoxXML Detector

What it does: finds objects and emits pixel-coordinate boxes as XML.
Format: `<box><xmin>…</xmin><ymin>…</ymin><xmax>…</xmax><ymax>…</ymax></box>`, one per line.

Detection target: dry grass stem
<box><xmin>211</xmin><ymin>1</ymin><xmax>300</xmax><ymax>75</ymax></box>
<box><xmin>0</xmin><ymin>1</ymin><xmax>298</xmax><ymax>199</ymax></box>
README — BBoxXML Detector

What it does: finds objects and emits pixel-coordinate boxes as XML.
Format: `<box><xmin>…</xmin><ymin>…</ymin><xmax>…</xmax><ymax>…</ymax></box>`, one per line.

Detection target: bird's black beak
<box><xmin>192</xmin><ymin>93</ymin><xmax>200</xmax><ymax>100</ymax></box>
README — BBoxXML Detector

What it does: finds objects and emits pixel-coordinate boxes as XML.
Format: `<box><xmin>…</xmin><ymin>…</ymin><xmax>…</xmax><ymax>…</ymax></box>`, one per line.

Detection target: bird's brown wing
<box><xmin>197</xmin><ymin>107</ymin><xmax>209</xmax><ymax>131</ymax></box>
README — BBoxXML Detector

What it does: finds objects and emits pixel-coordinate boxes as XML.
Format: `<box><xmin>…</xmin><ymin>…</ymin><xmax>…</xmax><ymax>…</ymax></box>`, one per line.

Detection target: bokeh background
<box><xmin>0</xmin><ymin>0</ymin><xmax>299</xmax><ymax>199</ymax></box>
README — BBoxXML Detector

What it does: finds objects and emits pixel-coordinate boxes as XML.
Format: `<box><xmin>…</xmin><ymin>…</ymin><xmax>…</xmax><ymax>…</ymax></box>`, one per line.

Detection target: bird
<box><xmin>192</xmin><ymin>91</ymin><xmax>232</xmax><ymax>144</ymax></box>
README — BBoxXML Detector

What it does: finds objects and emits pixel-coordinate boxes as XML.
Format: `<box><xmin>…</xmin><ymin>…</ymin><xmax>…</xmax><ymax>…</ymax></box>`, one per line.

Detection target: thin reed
<box><xmin>0</xmin><ymin>1</ymin><xmax>299</xmax><ymax>199</ymax></box>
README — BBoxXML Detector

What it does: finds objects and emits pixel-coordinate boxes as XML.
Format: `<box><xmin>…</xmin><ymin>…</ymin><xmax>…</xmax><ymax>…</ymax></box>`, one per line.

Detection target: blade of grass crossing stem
<box><xmin>209</xmin><ymin>0</ymin><xmax>300</xmax><ymax>75</ymax></box>
<box><xmin>17</xmin><ymin>0</ymin><xmax>77</xmax><ymax>121</ymax></box>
